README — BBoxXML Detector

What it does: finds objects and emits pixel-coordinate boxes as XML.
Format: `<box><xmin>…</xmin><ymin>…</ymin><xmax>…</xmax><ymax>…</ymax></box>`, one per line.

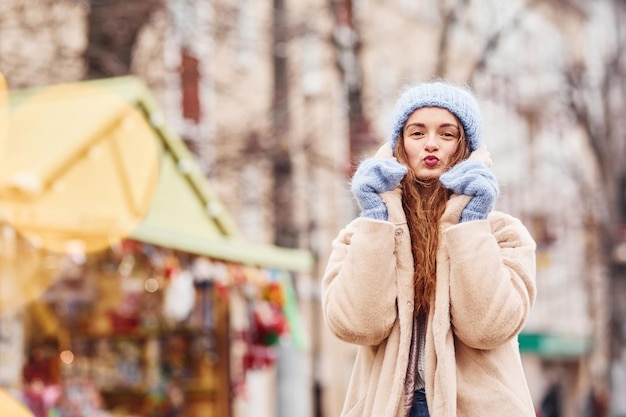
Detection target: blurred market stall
<box><xmin>0</xmin><ymin>76</ymin><xmax>312</xmax><ymax>417</ymax></box>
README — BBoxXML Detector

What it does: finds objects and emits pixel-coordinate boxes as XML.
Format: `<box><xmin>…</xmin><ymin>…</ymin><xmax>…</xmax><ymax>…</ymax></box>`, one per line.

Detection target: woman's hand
<box><xmin>351</xmin><ymin>158</ymin><xmax>407</xmax><ymax>220</ymax></box>
<box><xmin>439</xmin><ymin>160</ymin><xmax>499</xmax><ymax>222</ymax></box>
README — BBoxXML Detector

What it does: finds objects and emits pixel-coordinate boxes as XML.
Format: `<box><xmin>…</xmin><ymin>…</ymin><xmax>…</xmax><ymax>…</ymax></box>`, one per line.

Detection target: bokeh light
<box><xmin>59</xmin><ymin>350</ymin><xmax>75</xmax><ymax>365</ymax></box>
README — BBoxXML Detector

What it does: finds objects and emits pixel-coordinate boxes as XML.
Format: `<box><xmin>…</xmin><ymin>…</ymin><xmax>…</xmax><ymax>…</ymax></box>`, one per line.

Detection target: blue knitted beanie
<box><xmin>388</xmin><ymin>81</ymin><xmax>482</xmax><ymax>154</ymax></box>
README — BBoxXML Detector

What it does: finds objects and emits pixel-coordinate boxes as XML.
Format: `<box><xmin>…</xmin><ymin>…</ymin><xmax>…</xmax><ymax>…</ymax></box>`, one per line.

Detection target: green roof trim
<box><xmin>131</xmin><ymin>223</ymin><xmax>313</xmax><ymax>272</ymax></box>
<box><xmin>518</xmin><ymin>332</ymin><xmax>592</xmax><ymax>358</ymax></box>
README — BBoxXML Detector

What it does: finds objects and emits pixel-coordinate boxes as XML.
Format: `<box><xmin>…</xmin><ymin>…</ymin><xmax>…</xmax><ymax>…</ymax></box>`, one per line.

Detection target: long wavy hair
<box><xmin>394</xmin><ymin>119</ymin><xmax>470</xmax><ymax>315</ymax></box>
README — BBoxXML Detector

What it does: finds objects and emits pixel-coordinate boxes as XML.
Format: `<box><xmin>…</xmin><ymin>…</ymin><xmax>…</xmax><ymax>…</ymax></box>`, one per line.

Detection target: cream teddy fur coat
<box><xmin>322</xmin><ymin>144</ymin><xmax>537</xmax><ymax>417</ymax></box>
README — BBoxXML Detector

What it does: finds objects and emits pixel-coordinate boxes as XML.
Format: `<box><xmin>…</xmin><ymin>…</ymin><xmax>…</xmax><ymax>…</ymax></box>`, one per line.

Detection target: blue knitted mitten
<box><xmin>439</xmin><ymin>160</ymin><xmax>499</xmax><ymax>222</ymax></box>
<box><xmin>351</xmin><ymin>158</ymin><xmax>407</xmax><ymax>221</ymax></box>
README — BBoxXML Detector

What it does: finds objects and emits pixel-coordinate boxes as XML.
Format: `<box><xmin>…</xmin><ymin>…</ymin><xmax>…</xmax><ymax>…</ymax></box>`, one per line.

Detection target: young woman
<box><xmin>322</xmin><ymin>81</ymin><xmax>537</xmax><ymax>417</ymax></box>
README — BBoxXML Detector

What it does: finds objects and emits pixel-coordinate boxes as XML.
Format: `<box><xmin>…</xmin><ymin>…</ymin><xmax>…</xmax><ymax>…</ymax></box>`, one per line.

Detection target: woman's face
<box><xmin>401</xmin><ymin>107</ymin><xmax>461</xmax><ymax>179</ymax></box>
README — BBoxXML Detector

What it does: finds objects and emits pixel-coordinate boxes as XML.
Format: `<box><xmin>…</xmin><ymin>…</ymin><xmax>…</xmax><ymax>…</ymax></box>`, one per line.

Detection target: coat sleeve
<box><xmin>321</xmin><ymin>217</ymin><xmax>400</xmax><ymax>346</ymax></box>
<box><xmin>444</xmin><ymin>213</ymin><xmax>537</xmax><ymax>350</ymax></box>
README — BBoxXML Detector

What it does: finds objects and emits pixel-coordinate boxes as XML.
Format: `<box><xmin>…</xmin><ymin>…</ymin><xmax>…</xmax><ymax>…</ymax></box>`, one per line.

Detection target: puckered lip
<box><xmin>423</xmin><ymin>155</ymin><xmax>439</xmax><ymax>167</ymax></box>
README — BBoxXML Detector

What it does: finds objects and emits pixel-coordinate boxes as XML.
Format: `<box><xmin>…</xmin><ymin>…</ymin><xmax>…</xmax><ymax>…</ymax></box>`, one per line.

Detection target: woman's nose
<box><xmin>424</xmin><ymin>133</ymin><xmax>439</xmax><ymax>151</ymax></box>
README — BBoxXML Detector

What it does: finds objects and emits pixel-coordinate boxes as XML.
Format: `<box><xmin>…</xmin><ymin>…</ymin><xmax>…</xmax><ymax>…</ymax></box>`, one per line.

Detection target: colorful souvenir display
<box><xmin>16</xmin><ymin>239</ymin><xmax>302</xmax><ymax>417</ymax></box>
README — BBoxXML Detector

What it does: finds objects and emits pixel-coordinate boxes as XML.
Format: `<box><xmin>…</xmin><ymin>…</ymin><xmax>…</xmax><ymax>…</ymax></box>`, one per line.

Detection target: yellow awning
<box><xmin>0</xmin><ymin>388</ymin><xmax>34</xmax><ymax>417</ymax></box>
<box><xmin>3</xmin><ymin>76</ymin><xmax>313</xmax><ymax>272</ymax></box>
<box><xmin>1</xmin><ymin>80</ymin><xmax>159</xmax><ymax>252</ymax></box>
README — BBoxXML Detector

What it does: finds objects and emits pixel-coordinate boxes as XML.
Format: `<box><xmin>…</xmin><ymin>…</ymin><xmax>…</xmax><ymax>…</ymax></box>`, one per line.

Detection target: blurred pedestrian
<box><xmin>321</xmin><ymin>80</ymin><xmax>537</xmax><ymax>417</ymax></box>
<box><xmin>539</xmin><ymin>380</ymin><xmax>561</xmax><ymax>417</ymax></box>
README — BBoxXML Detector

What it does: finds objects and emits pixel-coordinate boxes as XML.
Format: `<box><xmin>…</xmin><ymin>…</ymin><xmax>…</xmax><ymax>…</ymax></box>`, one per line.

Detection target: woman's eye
<box><xmin>441</xmin><ymin>132</ymin><xmax>456</xmax><ymax>139</ymax></box>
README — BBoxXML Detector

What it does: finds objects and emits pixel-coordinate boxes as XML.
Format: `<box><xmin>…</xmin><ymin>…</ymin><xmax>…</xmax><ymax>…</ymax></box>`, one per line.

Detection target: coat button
<box><xmin>395</xmin><ymin>228</ymin><xmax>403</xmax><ymax>236</ymax></box>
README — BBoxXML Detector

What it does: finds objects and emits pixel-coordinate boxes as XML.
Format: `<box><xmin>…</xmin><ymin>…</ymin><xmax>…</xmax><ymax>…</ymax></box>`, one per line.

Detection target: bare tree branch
<box><xmin>467</xmin><ymin>0</ymin><xmax>542</xmax><ymax>82</ymax></box>
<box><xmin>434</xmin><ymin>0</ymin><xmax>471</xmax><ymax>77</ymax></box>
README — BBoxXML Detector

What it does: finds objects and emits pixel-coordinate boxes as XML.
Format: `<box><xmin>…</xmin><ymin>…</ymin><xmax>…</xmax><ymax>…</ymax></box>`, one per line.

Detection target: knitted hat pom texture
<box><xmin>388</xmin><ymin>81</ymin><xmax>482</xmax><ymax>154</ymax></box>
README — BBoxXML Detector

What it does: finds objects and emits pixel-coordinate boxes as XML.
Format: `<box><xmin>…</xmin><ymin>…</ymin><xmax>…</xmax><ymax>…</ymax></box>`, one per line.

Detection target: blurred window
<box><xmin>237</xmin><ymin>0</ymin><xmax>257</xmax><ymax>70</ymax></box>
<box><xmin>240</xmin><ymin>164</ymin><xmax>264</xmax><ymax>241</ymax></box>
<box><xmin>302</xmin><ymin>33</ymin><xmax>322</xmax><ymax>97</ymax></box>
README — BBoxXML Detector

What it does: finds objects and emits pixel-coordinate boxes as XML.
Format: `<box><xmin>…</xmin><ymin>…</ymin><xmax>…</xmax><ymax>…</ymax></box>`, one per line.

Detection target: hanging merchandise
<box><xmin>90</xmin><ymin>339</ymin><xmax>118</xmax><ymax>390</ymax></box>
<box><xmin>227</xmin><ymin>265</ymin><xmax>290</xmax><ymax>376</ymax></box>
<box><xmin>109</xmin><ymin>276</ymin><xmax>144</xmax><ymax>334</ymax></box>
<box><xmin>189</xmin><ymin>257</ymin><xmax>215</xmax><ymax>331</ymax></box>
<box><xmin>274</xmin><ymin>270</ymin><xmax>308</xmax><ymax>351</ymax></box>
<box><xmin>115</xmin><ymin>338</ymin><xmax>144</xmax><ymax>387</ymax></box>
<box><xmin>250</xmin><ymin>303</ymin><xmax>286</xmax><ymax>353</ymax></box>
<box><xmin>228</xmin><ymin>263</ymin><xmax>247</xmax><ymax>286</ymax></box>
<box><xmin>162</xmin><ymin>251</ymin><xmax>181</xmax><ymax>280</ymax></box>
<box><xmin>163</xmin><ymin>269</ymin><xmax>195</xmax><ymax>323</ymax></box>
<box><xmin>252</xmin><ymin>283</ymin><xmax>288</xmax><ymax>347</ymax></box>
<box><xmin>191</xmin><ymin>257</ymin><xmax>213</xmax><ymax>281</ymax></box>
<box><xmin>229</xmin><ymin>285</ymin><xmax>251</xmax><ymax>398</ymax></box>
